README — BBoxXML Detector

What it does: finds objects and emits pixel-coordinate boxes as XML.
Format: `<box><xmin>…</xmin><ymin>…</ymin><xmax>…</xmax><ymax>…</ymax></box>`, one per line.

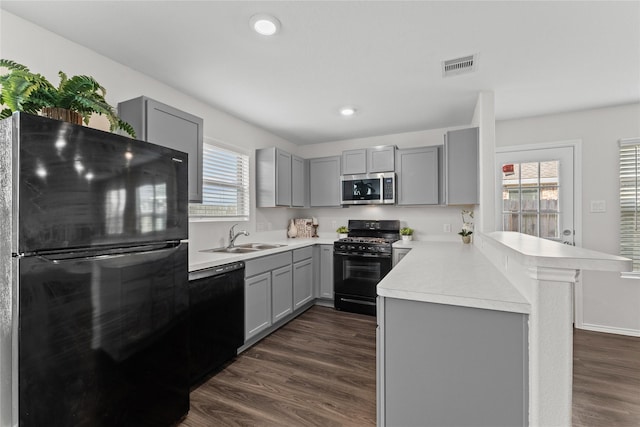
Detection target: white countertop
<box><xmin>188</xmin><ymin>237</ymin><xmax>335</xmax><ymax>272</ymax></box>
<box><xmin>379</xmin><ymin>241</ymin><xmax>532</xmax><ymax>314</ymax></box>
<box><xmin>189</xmin><ymin>231</ymin><xmax>631</xmax><ymax>316</ymax></box>
<box><xmin>482</xmin><ymin>231</ymin><xmax>633</xmax><ymax>272</ymax></box>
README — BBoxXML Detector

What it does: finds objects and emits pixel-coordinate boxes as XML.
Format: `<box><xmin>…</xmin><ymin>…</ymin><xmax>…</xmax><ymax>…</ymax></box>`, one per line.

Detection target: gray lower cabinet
<box><xmin>244</xmin><ymin>272</ymin><xmax>272</xmax><ymax>339</ymax></box>
<box><xmin>271</xmin><ymin>265</ymin><xmax>293</xmax><ymax>322</ymax></box>
<box><xmin>309</xmin><ymin>156</ymin><xmax>341</xmax><ymax>207</ymax></box>
<box><xmin>396</xmin><ymin>146</ymin><xmax>440</xmax><ymax>205</ymax></box>
<box><xmin>293</xmin><ymin>247</ymin><xmax>314</xmax><ymax>309</ymax></box>
<box><xmin>293</xmin><ymin>258</ymin><xmax>313</xmax><ymax>309</ymax></box>
<box><xmin>378</xmin><ymin>297</ymin><xmax>528</xmax><ymax>427</ymax></box>
<box><xmin>319</xmin><ymin>245</ymin><xmax>334</xmax><ymax>300</ymax></box>
<box><xmin>392</xmin><ymin>248</ymin><xmax>411</xmax><ymax>267</ymax></box>
<box><xmin>244</xmin><ymin>252</ymin><xmax>293</xmax><ymax>341</ymax></box>
<box><xmin>445</xmin><ymin>127</ymin><xmax>479</xmax><ymax>205</ymax></box>
<box><xmin>118</xmin><ymin>96</ymin><xmax>203</xmax><ymax>202</ymax></box>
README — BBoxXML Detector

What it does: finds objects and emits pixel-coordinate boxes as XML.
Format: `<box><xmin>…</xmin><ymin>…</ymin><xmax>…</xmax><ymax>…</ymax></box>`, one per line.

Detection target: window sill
<box><xmin>189</xmin><ymin>216</ymin><xmax>249</xmax><ymax>223</ymax></box>
<box><xmin>620</xmin><ymin>272</ymin><xmax>640</xmax><ymax>280</ymax></box>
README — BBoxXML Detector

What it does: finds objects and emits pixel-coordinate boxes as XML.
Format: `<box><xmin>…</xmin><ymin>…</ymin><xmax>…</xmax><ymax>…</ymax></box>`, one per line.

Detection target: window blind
<box><xmin>620</xmin><ymin>137</ymin><xmax>640</xmax><ymax>272</ymax></box>
<box><xmin>189</xmin><ymin>142</ymin><xmax>250</xmax><ymax>219</ymax></box>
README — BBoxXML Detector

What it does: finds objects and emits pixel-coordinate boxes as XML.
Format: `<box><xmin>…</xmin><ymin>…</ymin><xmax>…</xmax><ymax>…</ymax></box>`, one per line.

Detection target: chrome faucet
<box><xmin>228</xmin><ymin>224</ymin><xmax>249</xmax><ymax>248</ymax></box>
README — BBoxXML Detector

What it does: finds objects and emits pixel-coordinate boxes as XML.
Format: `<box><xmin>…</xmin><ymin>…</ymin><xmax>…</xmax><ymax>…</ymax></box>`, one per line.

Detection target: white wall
<box><xmin>0</xmin><ymin>11</ymin><xmax>298</xmax><ymax>250</ymax></box>
<box><xmin>496</xmin><ymin>103</ymin><xmax>640</xmax><ymax>336</ymax></box>
<box><xmin>471</xmin><ymin>91</ymin><xmax>496</xmax><ymax>234</ymax></box>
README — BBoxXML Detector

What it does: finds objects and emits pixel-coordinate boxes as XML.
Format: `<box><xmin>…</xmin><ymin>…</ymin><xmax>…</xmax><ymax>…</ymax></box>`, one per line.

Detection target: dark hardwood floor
<box><xmin>180</xmin><ymin>306</ymin><xmax>376</xmax><ymax>427</ymax></box>
<box><xmin>180</xmin><ymin>306</ymin><xmax>640</xmax><ymax>427</ymax></box>
<box><xmin>573</xmin><ymin>329</ymin><xmax>640</xmax><ymax>427</ymax></box>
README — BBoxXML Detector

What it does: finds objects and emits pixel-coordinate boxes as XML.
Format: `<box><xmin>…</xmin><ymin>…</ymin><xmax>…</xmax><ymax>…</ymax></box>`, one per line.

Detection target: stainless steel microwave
<box><xmin>340</xmin><ymin>172</ymin><xmax>395</xmax><ymax>205</ymax></box>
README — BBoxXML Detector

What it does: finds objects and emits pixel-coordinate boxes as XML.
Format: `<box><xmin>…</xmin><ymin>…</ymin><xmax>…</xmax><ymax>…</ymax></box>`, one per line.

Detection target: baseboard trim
<box><xmin>578</xmin><ymin>323</ymin><xmax>640</xmax><ymax>337</ymax></box>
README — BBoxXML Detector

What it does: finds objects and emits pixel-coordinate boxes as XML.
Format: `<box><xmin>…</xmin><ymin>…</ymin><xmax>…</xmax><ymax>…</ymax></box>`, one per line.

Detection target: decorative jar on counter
<box><xmin>287</xmin><ymin>219</ymin><xmax>298</xmax><ymax>238</ymax></box>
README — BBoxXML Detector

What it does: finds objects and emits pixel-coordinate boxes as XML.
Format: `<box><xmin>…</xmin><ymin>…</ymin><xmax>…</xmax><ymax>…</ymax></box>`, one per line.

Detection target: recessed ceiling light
<box><xmin>339</xmin><ymin>106</ymin><xmax>358</xmax><ymax>117</ymax></box>
<box><xmin>250</xmin><ymin>14</ymin><xmax>281</xmax><ymax>36</ymax></box>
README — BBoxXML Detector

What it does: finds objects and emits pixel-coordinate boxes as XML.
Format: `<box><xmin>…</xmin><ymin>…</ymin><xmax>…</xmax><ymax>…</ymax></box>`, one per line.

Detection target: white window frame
<box><xmin>620</xmin><ymin>137</ymin><xmax>640</xmax><ymax>278</ymax></box>
<box><xmin>189</xmin><ymin>137</ymin><xmax>250</xmax><ymax>222</ymax></box>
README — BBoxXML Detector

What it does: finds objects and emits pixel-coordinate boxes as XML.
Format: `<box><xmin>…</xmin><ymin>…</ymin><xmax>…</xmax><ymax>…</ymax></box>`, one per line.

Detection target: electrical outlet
<box><xmin>331</xmin><ymin>220</ymin><xmax>337</xmax><ymax>229</ymax></box>
<box><xmin>256</xmin><ymin>222</ymin><xmax>266</xmax><ymax>232</ymax></box>
<box><xmin>267</xmin><ymin>222</ymin><xmax>273</xmax><ymax>230</ymax></box>
<box><xmin>590</xmin><ymin>200</ymin><xmax>606</xmax><ymax>213</ymax></box>
<box><xmin>444</xmin><ymin>223</ymin><xmax>451</xmax><ymax>233</ymax></box>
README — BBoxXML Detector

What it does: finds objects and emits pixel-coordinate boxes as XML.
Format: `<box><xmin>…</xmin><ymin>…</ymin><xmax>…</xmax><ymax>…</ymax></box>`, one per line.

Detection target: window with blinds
<box><xmin>620</xmin><ymin>137</ymin><xmax>640</xmax><ymax>273</ymax></box>
<box><xmin>189</xmin><ymin>142</ymin><xmax>250</xmax><ymax>219</ymax></box>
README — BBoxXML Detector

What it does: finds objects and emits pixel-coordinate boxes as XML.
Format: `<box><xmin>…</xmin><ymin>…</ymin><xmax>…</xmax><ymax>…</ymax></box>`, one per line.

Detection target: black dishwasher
<box><xmin>188</xmin><ymin>261</ymin><xmax>245</xmax><ymax>387</ymax></box>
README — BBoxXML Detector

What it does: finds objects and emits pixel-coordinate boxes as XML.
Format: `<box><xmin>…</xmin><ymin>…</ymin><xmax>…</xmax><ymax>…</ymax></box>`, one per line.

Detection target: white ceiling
<box><xmin>2</xmin><ymin>1</ymin><xmax>639</xmax><ymax>144</ymax></box>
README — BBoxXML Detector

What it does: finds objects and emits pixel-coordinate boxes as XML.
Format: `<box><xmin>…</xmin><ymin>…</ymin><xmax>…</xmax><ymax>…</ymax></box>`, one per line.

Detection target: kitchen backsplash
<box><xmin>188</xmin><ymin>204</ymin><xmax>474</xmax><ymax>253</ymax></box>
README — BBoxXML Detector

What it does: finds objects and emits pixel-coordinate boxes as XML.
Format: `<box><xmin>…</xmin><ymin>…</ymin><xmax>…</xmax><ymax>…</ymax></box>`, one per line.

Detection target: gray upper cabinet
<box><xmin>291</xmin><ymin>155</ymin><xmax>307</xmax><ymax>208</ymax></box>
<box><xmin>257</xmin><ymin>148</ymin><xmax>307</xmax><ymax>208</ymax></box>
<box><xmin>368</xmin><ymin>145</ymin><xmax>396</xmax><ymax>173</ymax></box>
<box><xmin>309</xmin><ymin>156</ymin><xmax>342</xmax><ymax>207</ymax></box>
<box><xmin>342</xmin><ymin>149</ymin><xmax>367</xmax><ymax>174</ymax></box>
<box><xmin>342</xmin><ymin>146</ymin><xmax>395</xmax><ymax>175</ymax></box>
<box><xmin>256</xmin><ymin>147</ymin><xmax>291</xmax><ymax>207</ymax></box>
<box><xmin>445</xmin><ymin>127</ymin><xmax>479</xmax><ymax>205</ymax></box>
<box><xmin>118</xmin><ymin>96</ymin><xmax>203</xmax><ymax>203</ymax></box>
<box><xmin>396</xmin><ymin>146</ymin><xmax>439</xmax><ymax>205</ymax></box>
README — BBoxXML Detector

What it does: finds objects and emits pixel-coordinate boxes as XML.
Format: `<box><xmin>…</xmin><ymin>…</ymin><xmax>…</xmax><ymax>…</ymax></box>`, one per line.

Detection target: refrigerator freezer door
<box><xmin>14</xmin><ymin>113</ymin><xmax>188</xmax><ymax>253</ymax></box>
<box><xmin>18</xmin><ymin>243</ymin><xmax>189</xmax><ymax>426</ymax></box>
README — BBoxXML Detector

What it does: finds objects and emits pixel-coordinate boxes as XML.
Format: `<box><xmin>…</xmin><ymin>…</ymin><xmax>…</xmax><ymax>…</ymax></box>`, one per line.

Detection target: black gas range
<box><xmin>334</xmin><ymin>220</ymin><xmax>400</xmax><ymax>316</ymax></box>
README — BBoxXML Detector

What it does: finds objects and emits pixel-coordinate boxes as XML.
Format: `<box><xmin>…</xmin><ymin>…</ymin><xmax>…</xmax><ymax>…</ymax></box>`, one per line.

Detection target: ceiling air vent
<box><xmin>442</xmin><ymin>54</ymin><xmax>477</xmax><ymax>77</ymax></box>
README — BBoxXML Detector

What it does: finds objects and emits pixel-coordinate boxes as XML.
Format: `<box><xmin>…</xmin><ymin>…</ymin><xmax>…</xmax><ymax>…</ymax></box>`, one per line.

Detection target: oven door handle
<box><xmin>339</xmin><ymin>297</ymin><xmax>377</xmax><ymax>306</ymax></box>
<box><xmin>334</xmin><ymin>251</ymin><xmax>391</xmax><ymax>258</ymax></box>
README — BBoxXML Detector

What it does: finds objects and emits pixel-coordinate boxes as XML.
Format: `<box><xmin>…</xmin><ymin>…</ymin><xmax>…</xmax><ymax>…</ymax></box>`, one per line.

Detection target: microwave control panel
<box><xmin>383</xmin><ymin>177</ymin><xmax>394</xmax><ymax>200</ymax></box>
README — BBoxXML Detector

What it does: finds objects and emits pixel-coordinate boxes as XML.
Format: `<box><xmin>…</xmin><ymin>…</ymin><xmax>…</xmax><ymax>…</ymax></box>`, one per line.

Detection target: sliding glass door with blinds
<box><xmin>189</xmin><ymin>141</ymin><xmax>250</xmax><ymax>219</ymax></box>
<box><xmin>619</xmin><ymin>137</ymin><xmax>640</xmax><ymax>273</ymax></box>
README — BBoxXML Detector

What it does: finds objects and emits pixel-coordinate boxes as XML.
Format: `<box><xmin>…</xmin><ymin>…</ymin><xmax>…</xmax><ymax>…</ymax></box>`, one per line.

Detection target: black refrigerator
<box><xmin>0</xmin><ymin>113</ymin><xmax>190</xmax><ymax>426</ymax></box>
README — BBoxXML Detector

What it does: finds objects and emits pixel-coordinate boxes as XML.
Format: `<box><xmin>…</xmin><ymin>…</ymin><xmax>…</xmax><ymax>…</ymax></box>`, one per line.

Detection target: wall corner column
<box><xmin>471</xmin><ymin>91</ymin><xmax>496</xmax><ymax>235</ymax></box>
<box><xmin>526</xmin><ymin>266</ymin><xmax>578</xmax><ymax>427</ymax></box>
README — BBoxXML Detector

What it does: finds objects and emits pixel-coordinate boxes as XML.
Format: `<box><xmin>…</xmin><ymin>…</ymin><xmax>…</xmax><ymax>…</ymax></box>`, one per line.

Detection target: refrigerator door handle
<box><xmin>35</xmin><ymin>241</ymin><xmax>182</xmax><ymax>263</ymax></box>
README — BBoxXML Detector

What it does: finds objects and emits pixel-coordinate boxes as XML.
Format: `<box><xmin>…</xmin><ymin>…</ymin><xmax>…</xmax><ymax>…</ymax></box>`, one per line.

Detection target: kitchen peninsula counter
<box><xmin>377</xmin><ymin>232</ymin><xmax>632</xmax><ymax>427</ymax></box>
<box><xmin>380</xmin><ymin>240</ymin><xmax>531</xmax><ymax>314</ymax></box>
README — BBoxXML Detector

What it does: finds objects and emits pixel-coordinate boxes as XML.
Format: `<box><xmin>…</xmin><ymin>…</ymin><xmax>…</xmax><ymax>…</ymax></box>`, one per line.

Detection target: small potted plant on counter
<box><xmin>400</xmin><ymin>227</ymin><xmax>414</xmax><ymax>243</ymax></box>
<box><xmin>458</xmin><ymin>229</ymin><xmax>473</xmax><ymax>244</ymax></box>
<box><xmin>459</xmin><ymin>209</ymin><xmax>474</xmax><ymax>244</ymax></box>
<box><xmin>336</xmin><ymin>226</ymin><xmax>349</xmax><ymax>239</ymax></box>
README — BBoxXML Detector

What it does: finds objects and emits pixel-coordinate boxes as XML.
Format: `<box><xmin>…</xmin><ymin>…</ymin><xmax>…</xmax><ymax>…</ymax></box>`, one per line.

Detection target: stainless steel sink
<box><xmin>200</xmin><ymin>243</ymin><xmax>287</xmax><ymax>254</ymax></box>
<box><xmin>235</xmin><ymin>243</ymin><xmax>287</xmax><ymax>250</ymax></box>
<box><xmin>201</xmin><ymin>247</ymin><xmax>260</xmax><ymax>254</ymax></box>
